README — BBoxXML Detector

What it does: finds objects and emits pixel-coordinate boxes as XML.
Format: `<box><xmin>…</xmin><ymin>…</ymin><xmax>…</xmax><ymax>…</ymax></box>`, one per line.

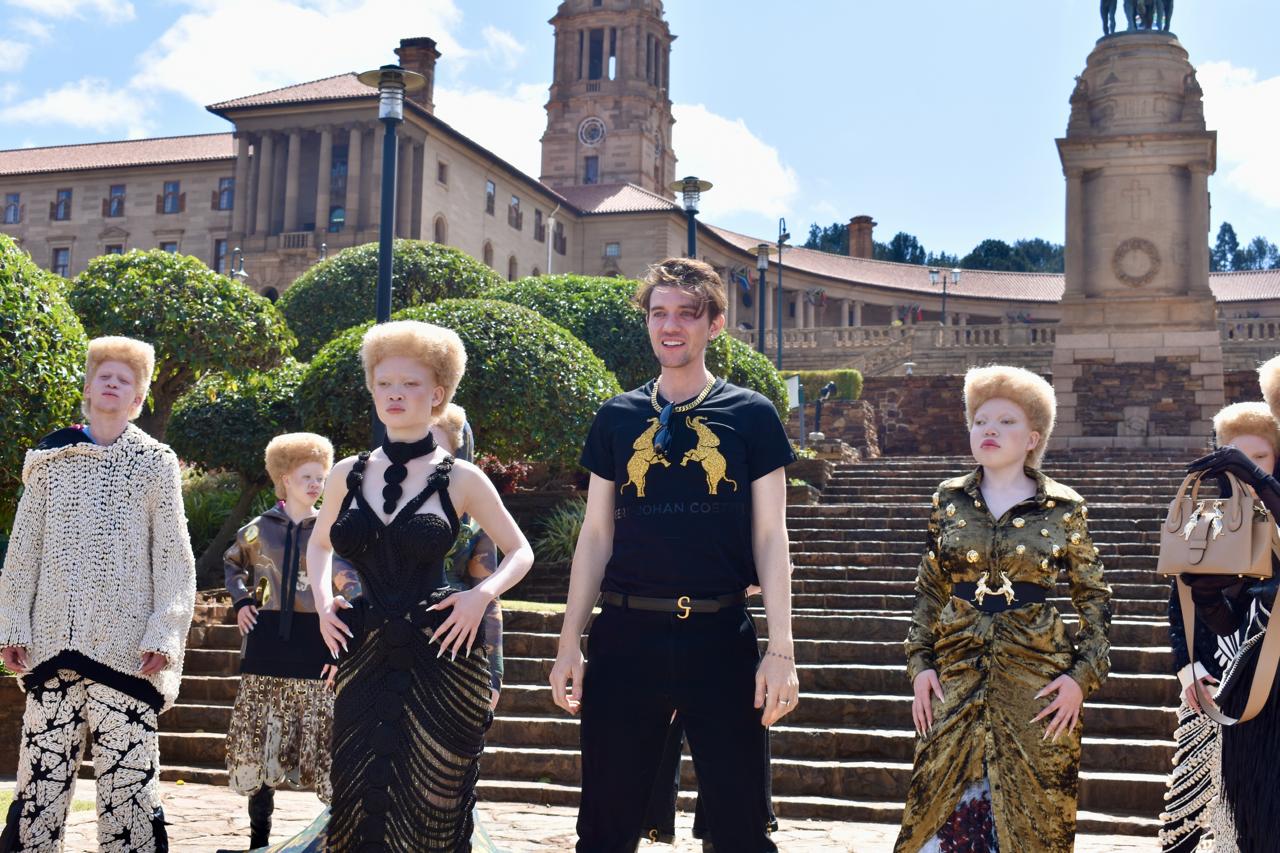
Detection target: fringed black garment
<box><xmin>326</xmin><ymin>450</ymin><xmax>493</xmax><ymax>853</ymax></box>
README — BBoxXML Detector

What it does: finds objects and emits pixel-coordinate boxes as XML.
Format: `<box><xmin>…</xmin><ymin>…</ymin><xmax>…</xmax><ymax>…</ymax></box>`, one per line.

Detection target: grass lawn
<box><xmin>0</xmin><ymin>789</ymin><xmax>95</xmax><ymax>814</ymax></box>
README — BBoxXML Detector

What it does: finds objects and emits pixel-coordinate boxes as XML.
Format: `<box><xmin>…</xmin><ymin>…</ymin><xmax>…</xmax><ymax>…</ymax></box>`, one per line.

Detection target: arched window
<box><xmin>433</xmin><ymin>215</ymin><xmax>447</xmax><ymax>244</ymax></box>
<box><xmin>328</xmin><ymin>206</ymin><xmax>345</xmax><ymax>233</ymax></box>
<box><xmin>261</xmin><ymin>286</ymin><xmax>280</xmax><ymax>302</ymax></box>
<box><xmin>507</xmin><ymin>255</ymin><xmax>518</xmax><ymax>281</ymax></box>
<box><xmin>483</xmin><ymin>241</ymin><xmax>494</xmax><ymax>268</ymax></box>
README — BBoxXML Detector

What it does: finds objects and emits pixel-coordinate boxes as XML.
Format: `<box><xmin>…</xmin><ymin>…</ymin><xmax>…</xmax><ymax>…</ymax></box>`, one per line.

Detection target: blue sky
<box><xmin>1</xmin><ymin>0</ymin><xmax>1276</xmax><ymax>258</ymax></box>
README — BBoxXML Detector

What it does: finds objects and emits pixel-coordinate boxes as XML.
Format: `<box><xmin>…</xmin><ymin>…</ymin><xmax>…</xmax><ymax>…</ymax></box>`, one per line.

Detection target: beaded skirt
<box><xmin>226</xmin><ymin>674</ymin><xmax>334</xmax><ymax>804</ymax></box>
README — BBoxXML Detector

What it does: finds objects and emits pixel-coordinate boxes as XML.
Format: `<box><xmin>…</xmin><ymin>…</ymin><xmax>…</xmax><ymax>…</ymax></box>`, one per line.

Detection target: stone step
<box><xmin>162</xmin><ymin>702</ymin><xmax>233</xmax><ymax>733</ymax></box>
<box><xmin>791</xmin><ymin>504</ymin><xmax>1164</xmax><ymax>520</ymax></box>
<box><xmin>176</xmin><ymin>675</ymin><xmax>240</xmax><ymax>704</ymax></box>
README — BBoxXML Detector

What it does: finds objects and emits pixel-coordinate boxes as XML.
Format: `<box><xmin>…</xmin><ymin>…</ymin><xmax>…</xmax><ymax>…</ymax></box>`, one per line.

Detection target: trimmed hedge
<box><xmin>281</xmin><ymin>240</ymin><xmax>502</xmax><ymax>359</ymax></box>
<box><xmin>781</xmin><ymin>369</ymin><xmax>863</xmax><ymax>403</ymax></box>
<box><xmin>707</xmin><ymin>335</ymin><xmax>789</xmax><ymax>418</ymax></box>
<box><xmin>300</xmin><ymin>299</ymin><xmax>621</xmax><ymax>466</ymax></box>
<box><xmin>0</xmin><ymin>235</ymin><xmax>87</xmax><ymax>527</ymax></box>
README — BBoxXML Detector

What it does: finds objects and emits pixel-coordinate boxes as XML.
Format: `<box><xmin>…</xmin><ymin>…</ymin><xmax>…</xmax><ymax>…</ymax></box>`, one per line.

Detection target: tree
<box><xmin>926</xmin><ymin>250</ymin><xmax>961</xmax><ymax>267</ymax></box>
<box><xmin>1011</xmin><ymin>238</ymin><xmax>1065</xmax><ymax>273</ymax></box>
<box><xmin>1212</xmin><ymin>222</ymin><xmax>1241</xmax><ymax>272</ymax></box>
<box><xmin>802</xmin><ymin>223</ymin><xmax>848</xmax><ymax>255</ymax></box>
<box><xmin>1238</xmin><ymin>236</ymin><xmax>1280</xmax><ymax>271</ymax></box>
<box><xmin>280</xmin><ymin>240</ymin><xmax>502</xmax><ymax>359</ymax></box>
<box><xmin>960</xmin><ymin>239</ymin><xmax>1020</xmax><ymax>272</ymax></box>
<box><xmin>874</xmin><ymin>232</ymin><xmax>927</xmax><ymax>265</ymax></box>
<box><xmin>0</xmin><ymin>235</ymin><xmax>87</xmax><ymax>529</ymax></box>
<box><xmin>168</xmin><ymin>361</ymin><xmax>306</xmax><ymax>585</ymax></box>
<box><xmin>300</xmin><ymin>300</ymin><xmax>622</xmax><ymax>467</ymax></box>
<box><xmin>68</xmin><ymin>250</ymin><xmax>295</xmax><ymax>439</ymax></box>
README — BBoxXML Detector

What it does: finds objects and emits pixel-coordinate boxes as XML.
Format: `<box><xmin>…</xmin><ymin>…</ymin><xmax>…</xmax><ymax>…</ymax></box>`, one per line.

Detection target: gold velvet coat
<box><xmin>895</xmin><ymin>468</ymin><xmax>1112</xmax><ymax>853</ymax></box>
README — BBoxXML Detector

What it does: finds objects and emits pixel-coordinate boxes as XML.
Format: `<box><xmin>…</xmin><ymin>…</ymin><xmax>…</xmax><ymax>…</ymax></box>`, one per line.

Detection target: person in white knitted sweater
<box><xmin>0</xmin><ymin>336</ymin><xmax>197</xmax><ymax>853</ymax></box>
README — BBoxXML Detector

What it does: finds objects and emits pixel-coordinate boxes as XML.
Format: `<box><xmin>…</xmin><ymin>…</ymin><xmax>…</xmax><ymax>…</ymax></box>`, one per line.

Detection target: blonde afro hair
<box><xmin>82</xmin><ymin>336</ymin><xmax>155</xmax><ymax>420</ymax></box>
<box><xmin>360</xmin><ymin>320</ymin><xmax>467</xmax><ymax>418</ymax></box>
<box><xmin>265</xmin><ymin>432</ymin><xmax>334</xmax><ymax>500</ymax></box>
<box><xmin>1213</xmin><ymin>402</ymin><xmax>1280</xmax><ymax>455</ymax></box>
<box><xmin>963</xmin><ymin>365</ymin><xmax>1056</xmax><ymax>468</ymax></box>
<box><xmin>432</xmin><ymin>403</ymin><xmax>467</xmax><ymax>453</ymax></box>
<box><xmin>1259</xmin><ymin>355</ymin><xmax>1280</xmax><ymax>422</ymax></box>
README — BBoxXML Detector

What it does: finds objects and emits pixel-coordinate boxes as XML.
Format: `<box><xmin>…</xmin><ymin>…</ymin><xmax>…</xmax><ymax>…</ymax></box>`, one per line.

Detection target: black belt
<box><xmin>952</xmin><ymin>579</ymin><xmax>1048</xmax><ymax>613</ymax></box>
<box><xmin>600</xmin><ymin>591</ymin><xmax>747</xmax><ymax>619</ymax></box>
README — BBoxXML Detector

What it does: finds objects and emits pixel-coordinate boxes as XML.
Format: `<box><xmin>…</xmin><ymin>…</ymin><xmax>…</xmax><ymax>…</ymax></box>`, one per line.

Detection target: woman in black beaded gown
<box><xmin>300</xmin><ymin>320</ymin><xmax>534</xmax><ymax>852</ymax></box>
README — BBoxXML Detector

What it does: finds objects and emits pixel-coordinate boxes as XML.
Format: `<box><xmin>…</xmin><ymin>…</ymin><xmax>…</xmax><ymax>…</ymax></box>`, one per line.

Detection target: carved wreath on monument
<box><xmin>1112</xmin><ymin>237</ymin><xmax>1161</xmax><ymax>287</ymax></box>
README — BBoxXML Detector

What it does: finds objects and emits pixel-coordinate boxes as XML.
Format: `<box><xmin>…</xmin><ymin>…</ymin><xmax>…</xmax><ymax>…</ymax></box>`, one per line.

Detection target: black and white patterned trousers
<box><xmin>0</xmin><ymin>669</ymin><xmax>167</xmax><ymax>853</ymax></box>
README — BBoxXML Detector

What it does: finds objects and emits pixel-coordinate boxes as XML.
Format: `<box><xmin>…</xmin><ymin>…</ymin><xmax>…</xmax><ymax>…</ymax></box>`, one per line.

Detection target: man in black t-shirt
<box><xmin>550</xmin><ymin>258</ymin><xmax>798</xmax><ymax>852</ymax></box>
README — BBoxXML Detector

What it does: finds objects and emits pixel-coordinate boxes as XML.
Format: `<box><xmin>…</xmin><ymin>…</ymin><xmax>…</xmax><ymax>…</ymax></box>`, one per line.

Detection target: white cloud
<box><xmin>0</xmin><ymin>78</ymin><xmax>151</xmax><ymax>138</ymax></box>
<box><xmin>671</xmin><ymin>103</ymin><xmax>799</xmax><ymax>221</ymax></box>
<box><xmin>0</xmin><ymin>82</ymin><xmax>19</xmax><ymax>104</ymax></box>
<box><xmin>1198</xmin><ymin>61</ymin><xmax>1280</xmax><ymax>209</ymax></box>
<box><xmin>0</xmin><ymin>39</ymin><xmax>32</xmax><ymax>72</ymax></box>
<box><xmin>136</xmin><ymin>0</ymin><xmax>467</xmax><ymax>107</ymax></box>
<box><xmin>481</xmin><ymin>25</ymin><xmax>524</xmax><ymax>70</ymax></box>
<box><xmin>6</xmin><ymin>0</ymin><xmax>134</xmax><ymax>23</ymax></box>
<box><xmin>433</xmin><ymin>82</ymin><xmax>546</xmax><ymax>176</ymax></box>
<box><xmin>12</xmin><ymin>18</ymin><xmax>52</xmax><ymax>40</ymax></box>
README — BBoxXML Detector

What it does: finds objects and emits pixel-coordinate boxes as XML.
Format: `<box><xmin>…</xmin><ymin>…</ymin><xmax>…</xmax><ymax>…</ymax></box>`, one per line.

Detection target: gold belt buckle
<box><xmin>676</xmin><ymin>595</ymin><xmax>692</xmax><ymax>619</ymax></box>
<box><xmin>974</xmin><ymin>571</ymin><xmax>1016</xmax><ymax>607</ymax></box>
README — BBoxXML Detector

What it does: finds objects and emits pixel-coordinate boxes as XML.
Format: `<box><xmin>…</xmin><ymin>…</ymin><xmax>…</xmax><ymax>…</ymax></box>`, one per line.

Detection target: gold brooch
<box><xmin>928</xmin><ymin>550</ymin><xmax>936</xmax><ymax>561</ymax></box>
<box><xmin>244</xmin><ymin>524</ymin><xmax>259</xmax><ymax>543</ymax></box>
<box><xmin>966</xmin><ymin>549</ymin><xmax>980</xmax><ymax>564</ymax></box>
<box><xmin>1080</xmin><ymin>506</ymin><xmax>1089</xmax><ymax>518</ymax></box>
<box><xmin>1070</xmin><ymin>532</ymin><xmax>1082</xmax><ymax>544</ymax></box>
<box><xmin>1062</xmin><ymin>512</ymin><xmax>1072</xmax><ymax>522</ymax></box>
<box><xmin>1015</xmin><ymin>544</ymin><xmax>1026</xmax><ymax>555</ymax></box>
<box><xmin>932</xmin><ymin>492</ymin><xmax>940</xmax><ymax>508</ymax></box>
<box><xmin>956</xmin><ymin>519</ymin><xmax>967</xmax><ymax>528</ymax></box>
<box><xmin>1046</xmin><ymin>500</ymin><xmax>1057</xmax><ymax>508</ymax></box>
<box><xmin>975</xmin><ymin>571</ymin><xmax>1015</xmax><ymax>606</ymax></box>
<box><xmin>1041</xmin><ymin>558</ymin><xmax>1050</xmax><ymax>569</ymax></box>
<box><xmin>974</xmin><ymin>499</ymin><xmax>983</xmax><ymax>509</ymax></box>
<box><xmin>1012</xmin><ymin>518</ymin><xmax>1025</xmax><ymax>528</ymax></box>
<box><xmin>1052</xmin><ymin>545</ymin><xmax>1062</xmax><ymax>557</ymax></box>
<box><xmin>946</xmin><ymin>504</ymin><xmax>957</xmax><ymax>518</ymax></box>
<box><xmin>1040</xmin><ymin>529</ymin><xmax>1050</xmax><ymax>537</ymax></box>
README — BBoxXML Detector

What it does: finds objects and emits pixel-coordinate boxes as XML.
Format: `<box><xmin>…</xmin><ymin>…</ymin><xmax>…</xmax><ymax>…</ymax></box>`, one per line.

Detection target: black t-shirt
<box><xmin>580</xmin><ymin>378</ymin><xmax>795</xmax><ymax>598</ymax></box>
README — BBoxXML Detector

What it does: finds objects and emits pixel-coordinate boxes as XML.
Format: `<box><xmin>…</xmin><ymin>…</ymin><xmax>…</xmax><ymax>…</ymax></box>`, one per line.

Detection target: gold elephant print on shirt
<box><xmin>682</xmin><ymin>416</ymin><xmax>738</xmax><ymax>495</ymax></box>
<box><xmin>621</xmin><ymin>418</ymin><xmax>670</xmax><ymax>497</ymax></box>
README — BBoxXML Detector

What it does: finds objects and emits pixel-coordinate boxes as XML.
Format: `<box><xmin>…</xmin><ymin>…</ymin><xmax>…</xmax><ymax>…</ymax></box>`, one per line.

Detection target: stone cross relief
<box><xmin>1122</xmin><ymin>179</ymin><xmax>1150</xmax><ymax>221</ymax></box>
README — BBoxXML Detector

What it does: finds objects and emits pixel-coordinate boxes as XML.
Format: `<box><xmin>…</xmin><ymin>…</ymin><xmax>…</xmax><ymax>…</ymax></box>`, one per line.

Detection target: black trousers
<box><xmin>576</xmin><ymin>604</ymin><xmax>776</xmax><ymax>853</ymax></box>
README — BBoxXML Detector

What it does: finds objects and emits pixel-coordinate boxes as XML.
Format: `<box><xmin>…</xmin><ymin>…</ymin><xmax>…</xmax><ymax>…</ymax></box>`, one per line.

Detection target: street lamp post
<box><xmin>754</xmin><ymin>243</ymin><xmax>771</xmax><ymax>354</ymax></box>
<box><xmin>357</xmin><ymin>63</ymin><xmax>426</xmax><ymax>445</ymax></box>
<box><xmin>775</xmin><ymin>218</ymin><xmax>790</xmax><ymax>369</ymax></box>
<box><xmin>929</xmin><ymin>267</ymin><xmax>962</xmax><ymax>327</ymax></box>
<box><xmin>669</xmin><ymin>175</ymin><xmax>712</xmax><ymax>259</ymax></box>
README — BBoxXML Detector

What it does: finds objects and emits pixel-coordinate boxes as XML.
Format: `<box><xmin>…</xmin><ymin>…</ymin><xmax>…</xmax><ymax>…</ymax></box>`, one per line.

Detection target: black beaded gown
<box><xmin>322</xmin><ymin>451</ymin><xmax>494</xmax><ymax>852</ymax></box>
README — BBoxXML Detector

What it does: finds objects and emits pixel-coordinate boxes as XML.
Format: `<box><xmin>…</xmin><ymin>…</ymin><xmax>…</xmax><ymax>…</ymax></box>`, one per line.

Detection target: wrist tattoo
<box><xmin>766</xmin><ymin>650</ymin><xmax>794</xmax><ymax>663</ymax></box>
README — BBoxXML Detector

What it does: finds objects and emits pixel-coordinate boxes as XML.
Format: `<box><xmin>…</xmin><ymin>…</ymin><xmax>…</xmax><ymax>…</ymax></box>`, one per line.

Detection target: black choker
<box><xmin>380</xmin><ymin>432</ymin><xmax>437</xmax><ymax>515</ymax></box>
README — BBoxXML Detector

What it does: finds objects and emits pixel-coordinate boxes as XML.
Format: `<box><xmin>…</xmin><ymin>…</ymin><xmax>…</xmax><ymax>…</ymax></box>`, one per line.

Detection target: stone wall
<box><xmin>1224</xmin><ymin>369</ymin><xmax>1258</xmax><ymax>405</ymax></box>
<box><xmin>788</xmin><ymin>399</ymin><xmax>881</xmax><ymax>457</ymax></box>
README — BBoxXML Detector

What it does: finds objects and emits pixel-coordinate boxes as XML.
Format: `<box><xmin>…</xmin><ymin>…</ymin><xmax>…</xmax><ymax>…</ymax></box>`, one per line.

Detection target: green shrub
<box><xmin>281</xmin><ymin>240</ymin><xmax>502</xmax><ymax>359</ymax></box>
<box><xmin>534</xmin><ymin>498</ymin><xmax>586</xmax><ymax>564</ymax></box>
<box><xmin>486</xmin><ymin>274</ymin><xmax>652</xmax><ymax>390</ymax></box>
<box><xmin>780</xmin><ymin>369</ymin><xmax>863</xmax><ymax>403</ymax></box>
<box><xmin>181</xmin><ymin>469</ymin><xmax>273</xmax><ymax>560</ymax></box>
<box><xmin>0</xmin><ymin>235</ymin><xmax>87</xmax><ymax>528</ymax></box>
<box><xmin>300</xmin><ymin>300</ymin><xmax>622</xmax><ymax>467</ymax></box>
<box><xmin>488</xmin><ymin>273</ymin><xmax>788</xmax><ymax>415</ymax></box>
<box><xmin>68</xmin><ymin>249</ymin><xmax>294</xmax><ymax>439</ymax></box>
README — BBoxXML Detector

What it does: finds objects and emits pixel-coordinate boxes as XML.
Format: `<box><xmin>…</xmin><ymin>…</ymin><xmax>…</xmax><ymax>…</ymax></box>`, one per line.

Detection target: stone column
<box><xmin>852</xmin><ymin>300</ymin><xmax>863</xmax><ymax>326</ymax></box>
<box><xmin>346</xmin><ymin>126</ymin><xmax>364</xmax><ymax>232</ymax></box>
<box><xmin>1188</xmin><ymin>163</ymin><xmax>1213</xmax><ymax>297</ymax></box>
<box><xmin>315</xmin><ymin>126</ymin><xmax>333</xmax><ymax>236</ymax></box>
<box><xmin>726</xmin><ymin>285</ymin><xmax>737</xmax><ymax>329</ymax></box>
<box><xmin>397</xmin><ymin>137</ymin><xmax>415</xmax><ymax>238</ymax></box>
<box><xmin>254</xmin><ymin>132</ymin><xmax>275</xmax><ymax>237</ymax></box>
<box><xmin>795</xmin><ymin>292</ymin><xmax>806</xmax><ymax>329</ymax></box>
<box><xmin>839</xmin><ymin>298</ymin><xmax>850</xmax><ymax>327</ymax></box>
<box><xmin>283</xmin><ymin>129</ymin><xmax>302</xmax><ymax>233</ymax></box>
<box><xmin>231</xmin><ymin>133</ymin><xmax>250</xmax><ymax>236</ymax></box>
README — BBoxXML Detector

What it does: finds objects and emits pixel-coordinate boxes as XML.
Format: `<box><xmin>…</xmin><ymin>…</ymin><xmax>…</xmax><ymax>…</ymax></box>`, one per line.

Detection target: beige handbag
<box><xmin>1158</xmin><ymin>470</ymin><xmax>1280</xmax><ymax>725</ymax></box>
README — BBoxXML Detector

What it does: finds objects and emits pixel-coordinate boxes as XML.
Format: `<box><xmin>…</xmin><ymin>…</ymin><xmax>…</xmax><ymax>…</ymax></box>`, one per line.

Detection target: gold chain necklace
<box><xmin>651</xmin><ymin>374</ymin><xmax>716</xmax><ymax>414</ymax></box>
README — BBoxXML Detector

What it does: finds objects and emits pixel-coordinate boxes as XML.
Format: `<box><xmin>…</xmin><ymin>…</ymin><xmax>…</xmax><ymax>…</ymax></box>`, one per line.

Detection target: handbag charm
<box><xmin>974</xmin><ymin>571</ymin><xmax>1015</xmax><ymax>606</ymax></box>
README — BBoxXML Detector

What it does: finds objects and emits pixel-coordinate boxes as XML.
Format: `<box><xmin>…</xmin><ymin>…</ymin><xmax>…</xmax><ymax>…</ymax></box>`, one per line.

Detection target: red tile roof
<box><xmin>207</xmin><ymin>73</ymin><xmax>372</xmax><ymax>113</ymax></box>
<box><xmin>556</xmin><ymin>182</ymin><xmax>677</xmax><ymax>214</ymax></box>
<box><xmin>0</xmin><ymin>133</ymin><xmax>233</xmax><ymax>177</ymax></box>
<box><xmin>1210</xmin><ymin>269</ymin><xmax>1280</xmax><ymax>303</ymax></box>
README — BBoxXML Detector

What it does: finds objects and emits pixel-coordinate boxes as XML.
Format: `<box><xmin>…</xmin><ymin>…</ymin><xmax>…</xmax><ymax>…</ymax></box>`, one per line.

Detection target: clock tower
<box><xmin>540</xmin><ymin>0</ymin><xmax>677</xmax><ymax>197</ymax></box>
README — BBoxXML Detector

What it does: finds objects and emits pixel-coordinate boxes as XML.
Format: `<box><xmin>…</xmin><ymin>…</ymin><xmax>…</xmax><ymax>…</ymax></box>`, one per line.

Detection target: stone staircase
<box><xmin>159</xmin><ymin>453</ymin><xmax>1187</xmax><ymax>838</ymax></box>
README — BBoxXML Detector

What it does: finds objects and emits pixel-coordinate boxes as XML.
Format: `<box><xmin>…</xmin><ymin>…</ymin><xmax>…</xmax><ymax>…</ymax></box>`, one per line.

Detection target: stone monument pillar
<box><xmin>1052</xmin><ymin>31</ymin><xmax>1221</xmax><ymax>451</ymax></box>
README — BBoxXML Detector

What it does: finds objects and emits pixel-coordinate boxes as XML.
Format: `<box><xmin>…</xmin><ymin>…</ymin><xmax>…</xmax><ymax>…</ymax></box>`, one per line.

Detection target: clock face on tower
<box><xmin>578</xmin><ymin>117</ymin><xmax>606</xmax><ymax>147</ymax></box>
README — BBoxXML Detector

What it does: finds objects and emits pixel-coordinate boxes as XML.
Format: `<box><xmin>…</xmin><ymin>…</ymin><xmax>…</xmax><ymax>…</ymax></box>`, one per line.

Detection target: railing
<box><xmin>280</xmin><ymin>231</ymin><xmax>311</xmax><ymax>250</ymax></box>
<box><xmin>1221</xmin><ymin>318</ymin><xmax>1280</xmax><ymax>342</ymax></box>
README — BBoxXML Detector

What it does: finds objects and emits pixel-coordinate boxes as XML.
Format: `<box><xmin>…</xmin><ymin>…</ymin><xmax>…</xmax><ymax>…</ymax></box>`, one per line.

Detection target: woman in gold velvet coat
<box><xmin>895</xmin><ymin>365</ymin><xmax>1113</xmax><ymax>853</ymax></box>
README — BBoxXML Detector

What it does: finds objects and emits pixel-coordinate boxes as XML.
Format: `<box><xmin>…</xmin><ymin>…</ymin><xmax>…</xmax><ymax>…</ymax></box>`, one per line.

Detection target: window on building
<box><xmin>534</xmin><ymin>209</ymin><xmax>545</xmax><ymax>242</ymax></box>
<box><xmin>577</xmin><ymin>31</ymin><xmax>584</xmax><ymax>80</ymax></box>
<box><xmin>216</xmin><ymin>177</ymin><xmax>234</xmax><ymax>211</ymax></box>
<box><xmin>483</xmin><ymin>241</ymin><xmax>494</xmax><ymax>267</ymax></box>
<box><xmin>330</xmin><ymin>146</ymin><xmax>348</xmax><ymax>195</ymax></box>
<box><xmin>583</xmin><ymin>156</ymin><xmax>599</xmax><ymax>185</ymax></box>
<box><xmin>3</xmin><ymin>193</ymin><xmax>19</xmax><ymax>224</ymax></box>
<box><xmin>604</xmin><ymin>242</ymin><xmax>621</xmax><ymax>258</ymax></box>
<box><xmin>508</xmin><ymin>255</ymin><xmax>518</xmax><ymax>282</ymax></box>
<box><xmin>587</xmin><ymin>28</ymin><xmax>605</xmax><ymax>80</ymax></box>
<box><xmin>213</xmin><ymin>239</ymin><xmax>228</xmax><ymax>274</ymax></box>
<box><xmin>328</xmin><ymin>205</ymin><xmax>345</xmax><ymax>233</ymax></box>
<box><xmin>433</xmin><ymin>215</ymin><xmax>447</xmax><ymax>244</ymax></box>
<box><xmin>437</xmin><ymin>160</ymin><xmax>449</xmax><ymax>185</ymax></box>
<box><xmin>52</xmin><ymin>188</ymin><xmax>72</xmax><ymax>221</ymax></box>
<box><xmin>160</xmin><ymin>181</ymin><xmax>183</xmax><ymax>214</ymax></box>
<box><xmin>554</xmin><ymin>221</ymin><xmax>566</xmax><ymax>256</ymax></box>
<box><xmin>51</xmin><ymin>247</ymin><xmax>70</xmax><ymax>276</ymax></box>
<box><xmin>485</xmin><ymin>180</ymin><xmax>496</xmax><ymax>215</ymax></box>
<box><xmin>106</xmin><ymin>185</ymin><xmax>125</xmax><ymax>217</ymax></box>
<box><xmin>105</xmin><ymin>244</ymin><xmax>124</xmax><ymax>255</ymax></box>
<box><xmin>159</xmin><ymin>241</ymin><xmax>179</xmax><ymax>254</ymax></box>
<box><xmin>508</xmin><ymin>195</ymin><xmax>522</xmax><ymax>230</ymax></box>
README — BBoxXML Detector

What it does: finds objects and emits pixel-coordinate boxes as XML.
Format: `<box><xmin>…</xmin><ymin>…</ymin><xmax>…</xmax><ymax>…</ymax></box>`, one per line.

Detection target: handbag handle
<box><xmin>1165</xmin><ymin>471</ymin><xmax>1249</xmax><ymax>534</ymax></box>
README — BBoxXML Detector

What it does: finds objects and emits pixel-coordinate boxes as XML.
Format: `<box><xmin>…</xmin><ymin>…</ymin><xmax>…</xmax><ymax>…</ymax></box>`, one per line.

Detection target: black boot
<box><xmin>248</xmin><ymin>785</ymin><xmax>275</xmax><ymax>849</ymax></box>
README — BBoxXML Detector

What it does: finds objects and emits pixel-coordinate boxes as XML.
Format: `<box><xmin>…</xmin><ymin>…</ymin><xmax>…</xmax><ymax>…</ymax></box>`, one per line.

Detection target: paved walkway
<box><xmin>23</xmin><ymin>780</ymin><xmax>1158</xmax><ymax>851</ymax></box>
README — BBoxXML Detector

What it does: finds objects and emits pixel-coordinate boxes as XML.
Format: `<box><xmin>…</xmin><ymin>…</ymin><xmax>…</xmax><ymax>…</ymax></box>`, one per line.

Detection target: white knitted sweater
<box><xmin>0</xmin><ymin>424</ymin><xmax>196</xmax><ymax>711</ymax></box>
